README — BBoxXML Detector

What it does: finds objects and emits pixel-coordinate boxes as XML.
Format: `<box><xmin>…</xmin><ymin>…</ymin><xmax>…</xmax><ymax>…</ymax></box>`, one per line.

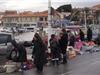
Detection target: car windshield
<box><xmin>0</xmin><ymin>34</ymin><xmax>12</xmax><ymax>44</ymax></box>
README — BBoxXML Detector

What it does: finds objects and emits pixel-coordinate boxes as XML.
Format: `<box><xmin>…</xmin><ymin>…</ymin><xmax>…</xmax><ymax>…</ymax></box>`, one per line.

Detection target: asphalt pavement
<box><xmin>1</xmin><ymin>52</ymin><xmax>100</xmax><ymax>75</ymax></box>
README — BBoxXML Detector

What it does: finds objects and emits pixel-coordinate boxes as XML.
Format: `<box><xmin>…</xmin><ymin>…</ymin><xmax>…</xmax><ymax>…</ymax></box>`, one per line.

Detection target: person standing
<box><xmin>69</xmin><ymin>33</ymin><xmax>75</xmax><ymax>47</ymax></box>
<box><xmin>49</xmin><ymin>34</ymin><xmax>60</xmax><ymax>65</ymax></box>
<box><xmin>79</xmin><ymin>29</ymin><xmax>85</xmax><ymax>41</ymax></box>
<box><xmin>87</xmin><ymin>27</ymin><xmax>92</xmax><ymax>41</ymax></box>
<box><xmin>32</xmin><ymin>33</ymin><xmax>47</xmax><ymax>72</ymax></box>
<box><xmin>59</xmin><ymin>29</ymin><xmax>68</xmax><ymax>64</ymax></box>
<box><xmin>9</xmin><ymin>40</ymin><xmax>27</xmax><ymax>62</ymax></box>
<box><xmin>95</xmin><ymin>34</ymin><xmax>100</xmax><ymax>46</ymax></box>
<box><xmin>7</xmin><ymin>40</ymin><xmax>27</xmax><ymax>71</ymax></box>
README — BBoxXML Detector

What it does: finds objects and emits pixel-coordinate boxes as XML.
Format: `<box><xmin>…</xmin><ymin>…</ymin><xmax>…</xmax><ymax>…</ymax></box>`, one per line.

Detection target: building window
<box><xmin>15</xmin><ymin>18</ymin><xmax>18</xmax><ymax>22</ymax></box>
<box><xmin>30</xmin><ymin>17</ymin><xmax>33</xmax><ymax>22</ymax></box>
<box><xmin>45</xmin><ymin>17</ymin><xmax>47</xmax><ymax>21</ymax></box>
<box><xmin>24</xmin><ymin>24</ymin><xmax>30</xmax><ymax>27</ymax></box>
<box><xmin>4</xmin><ymin>18</ymin><xmax>7</xmax><ymax>22</ymax></box>
<box><xmin>24</xmin><ymin>17</ymin><xmax>27</xmax><ymax>22</ymax></box>
<box><xmin>39</xmin><ymin>17</ymin><xmax>43</xmax><ymax>21</ymax></box>
<box><xmin>31</xmin><ymin>24</ymin><xmax>36</xmax><ymax>26</ymax></box>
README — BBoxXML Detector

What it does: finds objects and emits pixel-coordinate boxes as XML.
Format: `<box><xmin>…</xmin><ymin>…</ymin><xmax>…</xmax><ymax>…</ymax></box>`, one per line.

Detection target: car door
<box><xmin>0</xmin><ymin>34</ymin><xmax>13</xmax><ymax>55</ymax></box>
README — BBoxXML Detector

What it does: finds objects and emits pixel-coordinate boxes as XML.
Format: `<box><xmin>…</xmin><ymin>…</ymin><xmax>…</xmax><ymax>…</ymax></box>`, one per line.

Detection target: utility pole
<box><xmin>92</xmin><ymin>11</ymin><xmax>95</xmax><ymax>25</ymax></box>
<box><xmin>48</xmin><ymin>0</ymin><xmax>52</xmax><ymax>47</ymax></box>
<box><xmin>84</xmin><ymin>11</ymin><xmax>87</xmax><ymax>31</ymax></box>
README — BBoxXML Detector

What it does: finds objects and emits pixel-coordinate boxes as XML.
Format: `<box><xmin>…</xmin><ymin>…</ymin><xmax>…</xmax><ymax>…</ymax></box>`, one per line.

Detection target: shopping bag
<box><xmin>4</xmin><ymin>60</ymin><xmax>18</xmax><ymax>73</ymax></box>
<box><xmin>21</xmin><ymin>60</ymin><xmax>33</xmax><ymax>71</ymax></box>
<box><xmin>0</xmin><ymin>66</ymin><xmax>6</xmax><ymax>73</ymax></box>
<box><xmin>68</xmin><ymin>48</ymin><xmax>76</xmax><ymax>59</ymax></box>
<box><xmin>20</xmin><ymin>62</ymin><xmax>28</xmax><ymax>71</ymax></box>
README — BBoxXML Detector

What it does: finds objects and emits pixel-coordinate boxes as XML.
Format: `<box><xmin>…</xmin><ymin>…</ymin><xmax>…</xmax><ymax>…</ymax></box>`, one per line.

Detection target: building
<box><xmin>2</xmin><ymin>11</ymin><xmax>38</xmax><ymax>28</ymax></box>
<box><xmin>91</xmin><ymin>4</ymin><xmax>100</xmax><ymax>24</ymax></box>
<box><xmin>2</xmin><ymin>10</ymin><xmax>60</xmax><ymax>28</ymax></box>
<box><xmin>4</xmin><ymin>10</ymin><xmax>17</xmax><ymax>15</ymax></box>
<box><xmin>0</xmin><ymin>12</ymin><xmax>4</xmax><ymax>26</ymax></box>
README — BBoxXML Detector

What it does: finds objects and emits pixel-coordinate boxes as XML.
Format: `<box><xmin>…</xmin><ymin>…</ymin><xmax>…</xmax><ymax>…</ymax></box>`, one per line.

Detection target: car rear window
<box><xmin>0</xmin><ymin>34</ymin><xmax>12</xmax><ymax>44</ymax></box>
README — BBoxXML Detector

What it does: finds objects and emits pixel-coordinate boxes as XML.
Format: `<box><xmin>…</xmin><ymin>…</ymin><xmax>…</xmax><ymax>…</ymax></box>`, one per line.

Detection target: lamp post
<box><xmin>48</xmin><ymin>0</ymin><xmax>52</xmax><ymax>47</ymax></box>
<box><xmin>84</xmin><ymin>10</ymin><xmax>87</xmax><ymax>31</ymax></box>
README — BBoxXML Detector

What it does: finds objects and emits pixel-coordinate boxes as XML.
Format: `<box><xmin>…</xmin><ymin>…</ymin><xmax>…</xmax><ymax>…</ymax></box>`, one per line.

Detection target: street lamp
<box><xmin>84</xmin><ymin>10</ymin><xmax>87</xmax><ymax>31</ymax></box>
<box><xmin>48</xmin><ymin>0</ymin><xmax>52</xmax><ymax>47</ymax></box>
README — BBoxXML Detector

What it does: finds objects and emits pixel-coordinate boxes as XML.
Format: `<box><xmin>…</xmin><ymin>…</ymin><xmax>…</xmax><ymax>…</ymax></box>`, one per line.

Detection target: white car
<box><xmin>1</xmin><ymin>27</ymin><xmax>12</xmax><ymax>33</ymax></box>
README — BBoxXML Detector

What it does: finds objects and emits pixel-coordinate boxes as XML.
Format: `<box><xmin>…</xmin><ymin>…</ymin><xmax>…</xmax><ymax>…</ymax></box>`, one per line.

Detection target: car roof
<box><xmin>0</xmin><ymin>32</ymin><xmax>12</xmax><ymax>35</ymax></box>
<box><xmin>0</xmin><ymin>32</ymin><xmax>15</xmax><ymax>40</ymax></box>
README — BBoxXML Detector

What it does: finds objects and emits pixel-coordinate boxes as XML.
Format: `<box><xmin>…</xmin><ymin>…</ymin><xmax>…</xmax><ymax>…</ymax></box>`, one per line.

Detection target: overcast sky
<box><xmin>0</xmin><ymin>0</ymin><xmax>100</xmax><ymax>12</ymax></box>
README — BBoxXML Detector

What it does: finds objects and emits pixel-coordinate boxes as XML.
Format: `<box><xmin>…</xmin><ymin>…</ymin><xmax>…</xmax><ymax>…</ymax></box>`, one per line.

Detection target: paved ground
<box><xmin>1</xmin><ymin>52</ymin><xmax>100</xmax><ymax>75</ymax></box>
<box><xmin>0</xmin><ymin>32</ymin><xmax>100</xmax><ymax>75</ymax></box>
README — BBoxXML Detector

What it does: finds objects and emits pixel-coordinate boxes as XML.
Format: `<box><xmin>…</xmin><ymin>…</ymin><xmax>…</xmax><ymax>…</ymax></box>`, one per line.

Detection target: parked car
<box><xmin>0</xmin><ymin>32</ymin><xmax>14</xmax><ymax>55</ymax></box>
<box><xmin>0</xmin><ymin>32</ymin><xmax>34</xmax><ymax>62</ymax></box>
<box><xmin>1</xmin><ymin>27</ymin><xmax>12</xmax><ymax>33</ymax></box>
<box><xmin>25</xmin><ymin>27</ymin><xmax>34</xmax><ymax>32</ymax></box>
<box><xmin>18</xmin><ymin>28</ymin><xmax>26</xmax><ymax>33</ymax></box>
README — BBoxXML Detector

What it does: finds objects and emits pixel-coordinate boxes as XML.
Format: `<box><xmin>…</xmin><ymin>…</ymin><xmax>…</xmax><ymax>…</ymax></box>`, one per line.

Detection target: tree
<box><xmin>95</xmin><ymin>10</ymin><xmax>100</xmax><ymax>24</ymax></box>
<box><xmin>70</xmin><ymin>8</ymin><xmax>80</xmax><ymax>21</ymax></box>
<box><xmin>84</xmin><ymin>7</ymin><xmax>90</xmax><ymax>14</ymax></box>
<box><xmin>56</xmin><ymin>4</ymin><xmax>72</xmax><ymax>13</ymax></box>
<box><xmin>50</xmin><ymin>7</ymin><xmax>55</xmax><ymax>15</ymax></box>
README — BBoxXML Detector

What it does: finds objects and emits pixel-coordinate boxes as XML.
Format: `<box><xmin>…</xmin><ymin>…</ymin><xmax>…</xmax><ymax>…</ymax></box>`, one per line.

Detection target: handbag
<box><xmin>21</xmin><ymin>60</ymin><xmax>33</xmax><ymax>71</ymax></box>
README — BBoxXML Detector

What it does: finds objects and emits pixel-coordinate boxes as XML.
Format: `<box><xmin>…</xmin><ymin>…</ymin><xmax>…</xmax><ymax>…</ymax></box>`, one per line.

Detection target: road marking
<box><xmin>61</xmin><ymin>70</ymin><xmax>74</xmax><ymax>75</ymax></box>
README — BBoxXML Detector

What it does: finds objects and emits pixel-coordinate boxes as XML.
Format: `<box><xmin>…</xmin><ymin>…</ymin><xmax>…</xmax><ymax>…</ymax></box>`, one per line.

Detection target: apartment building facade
<box><xmin>2</xmin><ymin>10</ymin><xmax>60</xmax><ymax>28</ymax></box>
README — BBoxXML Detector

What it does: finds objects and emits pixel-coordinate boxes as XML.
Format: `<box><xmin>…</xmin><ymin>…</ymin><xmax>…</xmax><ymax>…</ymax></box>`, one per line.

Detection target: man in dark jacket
<box><xmin>49</xmin><ymin>34</ymin><xmax>60</xmax><ymax>65</ymax></box>
<box><xmin>79</xmin><ymin>29</ymin><xmax>85</xmax><ymax>41</ymax></box>
<box><xmin>59</xmin><ymin>29</ymin><xmax>68</xmax><ymax>64</ymax></box>
<box><xmin>69</xmin><ymin>34</ymin><xmax>75</xmax><ymax>47</ymax></box>
<box><xmin>87</xmin><ymin>27</ymin><xmax>92</xmax><ymax>41</ymax></box>
<box><xmin>17</xmin><ymin>43</ymin><xmax>27</xmax><ymax>62</ymax></box>
<box><xmin>8</xmin><ymin>40</ymin><xmax>27</xmax><ymax>66</ymax></box>
<box><xmin>95</xmin><ymin>34</ymin><xmax>100</xmax><ymax>45</ymax></box>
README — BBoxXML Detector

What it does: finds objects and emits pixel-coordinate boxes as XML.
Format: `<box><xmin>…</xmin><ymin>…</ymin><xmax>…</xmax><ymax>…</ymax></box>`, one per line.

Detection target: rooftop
<box><xmin>3</xmin><ymin>10</ymin><xmax>60</xmax><ymax>18</ymax></box>
<box><xmin>92</xmin><ymin>4</ymin><xmax>100</xmax><ymax>10</ymax></box>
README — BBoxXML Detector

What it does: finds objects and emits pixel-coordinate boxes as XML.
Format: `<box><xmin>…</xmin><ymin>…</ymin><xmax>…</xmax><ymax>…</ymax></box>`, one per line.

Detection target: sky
<box><xmin>0</xmin><ymin>0</ymin><xmax>100</xmax><ymax>12</ymax></box>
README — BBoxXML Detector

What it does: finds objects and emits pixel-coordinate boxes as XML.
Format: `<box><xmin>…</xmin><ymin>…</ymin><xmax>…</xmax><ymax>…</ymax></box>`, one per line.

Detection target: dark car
<box><xmin>0</xmin><ymin>32</ymin><xmax>14</xmax><ymax>55</ymax></box>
